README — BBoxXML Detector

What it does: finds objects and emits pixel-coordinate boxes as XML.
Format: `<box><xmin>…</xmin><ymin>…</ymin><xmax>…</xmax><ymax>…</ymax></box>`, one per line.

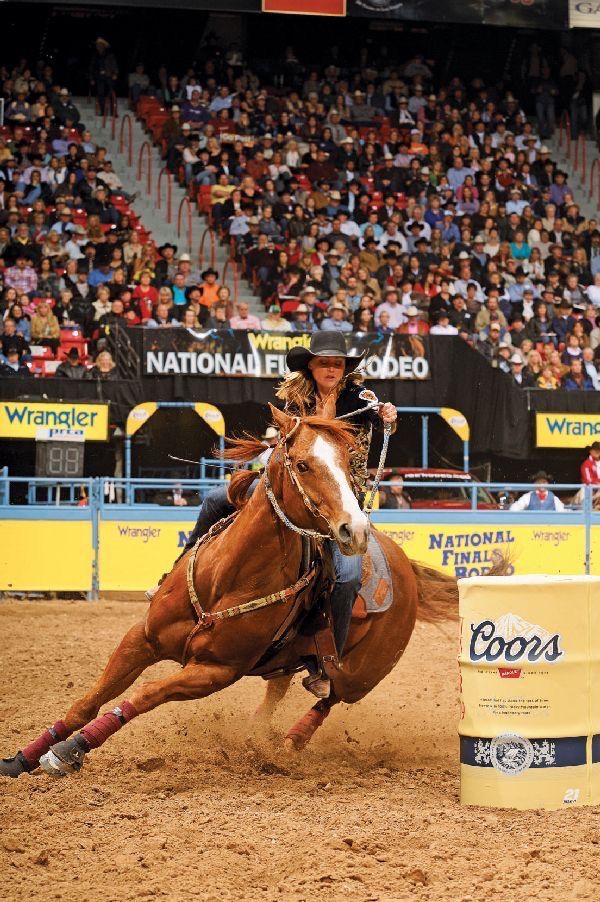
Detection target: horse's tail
<box><xmin>410</xmin><ymin>554</ymin><xmax>512</xmax><ymax>624</ymax></box>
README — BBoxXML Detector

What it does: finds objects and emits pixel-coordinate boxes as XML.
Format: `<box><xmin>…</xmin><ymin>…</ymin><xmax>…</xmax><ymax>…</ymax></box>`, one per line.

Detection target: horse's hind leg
<box><xmin>0</xmin><ymin>621</ymin><xmax>156</xmax><ymax>778</ymax></box>
<box><xmin>39</xmin><ymin>661</ymin><xmax>239</xmax><ymax>778</ymax></box>
<box><xmin>284</xmin><ymin>694</ymin><xmax>339</xmax><ymax>752</ymax></box>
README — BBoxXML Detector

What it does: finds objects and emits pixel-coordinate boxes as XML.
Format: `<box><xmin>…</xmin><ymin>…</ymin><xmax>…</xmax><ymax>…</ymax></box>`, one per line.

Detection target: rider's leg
<box><xmin>146</xmin><ymin>485</ymin><xmax>235</xmax><ymax>600</ymax></box>
<box><xmin>183</xmin><ymin>484</ymin><xmax>235</xmax><ymax>553</ymax></box>
<box><xmin>303</xmin><ymin>542</ymin><xmax>362</xmax><ymax>699</ymax></box>
<box><xmin>329</xmin><ymin>545</ymin><xmax>362</xmax><ymax>657</ymax></box>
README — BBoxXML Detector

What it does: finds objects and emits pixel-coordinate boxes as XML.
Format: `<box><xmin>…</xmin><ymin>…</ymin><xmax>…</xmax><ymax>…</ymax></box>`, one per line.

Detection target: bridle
<box><xmin>263</xmin><ymin>405</ymin><xmax>392</xmax><ymax>541</ymax></box>
<box><xmin>263</xmin><ymin>417</ymin><xmax>333</xmax><ymax>540</ymax></box>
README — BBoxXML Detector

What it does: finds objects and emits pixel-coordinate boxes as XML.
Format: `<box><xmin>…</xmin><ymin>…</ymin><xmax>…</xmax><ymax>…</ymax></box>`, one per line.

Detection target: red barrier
<box><xmin>119</xmin><ymin>114</ymin><xmax>133</xmax><ymax>168</ymax></box>
<box><xmin>589</xmin><ymin>159</ymin><xmax>600</xmax><ymax>211</ymax></box>
<box><xmin>176</xmin><ymin>197</ymin><xmax>193</xmax><ymax>252</ymax></box>
<box><xmin>573</xmin><ymin>133</ymin><xmax>587</xmax><ymax>181</ymax></box>
<box><xmin>199</xmin><ymin>226</ymin><xmax>216</xmax><ymax>270</ymax></box>
<box><xmin>156</xmin><ymin>167</ymin><xmax>173</xmax><ymax>224</ymax></box>
<box><xmin>137</xmin><ymin>141</ymin><xmax>153</xmax><ymax>196</ymax></box>
<box><xmin>101</xmin><ymin>92</ymin><xmax>118</xmax><ymax>129</ymax></box>
<box><xmin>222</xmin><ymin>259</ymin><xmax>240</xmax><ymax>306</ymax></box>
<box><xmin>559</xmin><ymin>111</ymin><xmax>571</xmax><ymax>156</ymax></box>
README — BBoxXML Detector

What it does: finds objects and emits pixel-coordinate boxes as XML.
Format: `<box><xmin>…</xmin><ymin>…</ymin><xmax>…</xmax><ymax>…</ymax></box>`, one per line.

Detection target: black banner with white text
<box><xmin>142</xmin><ymin>329</ymin><xmax>431</xmax><ymax>380</ymax></box>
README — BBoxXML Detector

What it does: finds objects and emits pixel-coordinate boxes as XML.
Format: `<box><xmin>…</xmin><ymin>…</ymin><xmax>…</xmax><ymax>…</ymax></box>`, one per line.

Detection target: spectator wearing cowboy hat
<box><xmin>176</xmin><ymin>252</ymin><xmax>201</xmax><ymax>287</ymax></box>
<box><xmin>55</xmin><ymin>347</ymin><xmax>87</xmax><ymax>379</ymax></box>
<box><xmin>199</xmin><ymin>268</ymin><xmax>220</xmax><ymax>308</ymax></box>
<box><xmin>289</xmin><ymin>304</ymin><xmax>314</xmax><ymax>333</ymax></box>
<box><xmin>510</xmin><ymin>471</ymin><xmax>565</xmax><ymax>512</ymax></box>
<box><xmin>320</xmin><ymin>302</ymin><xmax>352</xmax><ymax>333</ymax></box>
<box><xmin>374</xmin><ymin>288</ymin><xmax>406</xmax><ymax>330</ymax></box>
<box><xmin>155</xmin><ymin>243</ymin><xmax>178</xmax><ymax>285</ymax></box>
<box><xmin>397</xmin><ymin>305</ymin><xmax>429</xmax><ymax>335</ymax></box>
<box><xmin>89</xmin><ymin>37</ymin><xmax>118</xmax><ymax>117</ymax></box>
<box><xmin>510</xmin><ymin>352</ymin><xmax>535</xmax><ymax>387</ymax></box>
<box><xmin>0</xmin><ymin>345</ymin><xmax>29</xmax><ymax>377</ymax></box>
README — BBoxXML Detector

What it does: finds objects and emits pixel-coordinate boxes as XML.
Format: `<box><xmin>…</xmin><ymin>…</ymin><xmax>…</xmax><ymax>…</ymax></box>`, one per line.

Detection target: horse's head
<box><xmin>270</xmin><ymin>405</ymin><xmax>369</xmax><ymax>555</ymax></box>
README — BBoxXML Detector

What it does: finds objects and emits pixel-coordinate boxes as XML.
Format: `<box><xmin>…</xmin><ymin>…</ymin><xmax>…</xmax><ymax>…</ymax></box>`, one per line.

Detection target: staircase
<box><xmin>76</xmin><ymin>97</ymin><xmax>265</xmax><ymax>318</ymax></box>
<box><xmin>550</xmin><ymin>126</ymin><xmax>599</xmax><ymax>222</ymax></box>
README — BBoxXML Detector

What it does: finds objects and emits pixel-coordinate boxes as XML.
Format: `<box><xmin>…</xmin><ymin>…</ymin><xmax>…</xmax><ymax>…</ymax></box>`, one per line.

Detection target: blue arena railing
<box><xmin>0</xmin><ymin>473</ymin><xmax>597</xmax><ymax>596</ymax></box>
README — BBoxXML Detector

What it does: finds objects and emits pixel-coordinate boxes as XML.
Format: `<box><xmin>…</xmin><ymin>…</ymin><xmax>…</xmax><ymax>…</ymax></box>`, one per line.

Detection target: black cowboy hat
<box><xmin>286</xmin><ymin>331</ymin><xmax>366</xmax><ymax>373</ymax></box>
<box><xmin>531</xmin><ymin>470</ymin><xmax>552</xmax><ymax>482</ymax></box>
<box><xmin>158</xmin><ymin>242</ymin><xmax>178</xmax><ymax>255</ymax></box>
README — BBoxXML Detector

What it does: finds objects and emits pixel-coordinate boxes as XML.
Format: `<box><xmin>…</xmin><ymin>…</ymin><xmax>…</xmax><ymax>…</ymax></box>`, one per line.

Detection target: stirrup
<box><xmin>302</xmin><ymin>672</ymin><xmax>331</xmax><ymax>699</ymax></box>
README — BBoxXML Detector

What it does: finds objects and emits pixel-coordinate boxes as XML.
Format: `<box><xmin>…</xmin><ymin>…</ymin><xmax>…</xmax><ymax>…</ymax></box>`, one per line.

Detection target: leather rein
<box><xmin>181</xmin><ymin>401</ymin><xmax>392</xmax><ymax>664</ymax></box>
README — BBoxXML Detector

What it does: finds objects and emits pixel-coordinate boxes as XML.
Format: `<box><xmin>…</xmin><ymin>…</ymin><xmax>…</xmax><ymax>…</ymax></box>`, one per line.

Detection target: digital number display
<box><xmin>35</xmin><ymin>442</ymin><xmax>85</xmax><ymax>477</ymax></box>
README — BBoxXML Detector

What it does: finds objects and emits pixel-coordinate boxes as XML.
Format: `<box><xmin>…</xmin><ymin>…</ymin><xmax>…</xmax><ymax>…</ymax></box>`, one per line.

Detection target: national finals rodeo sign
<box><xmin>143</xmin><ymin>329</ymin><xmax>430</xmax><ymax>380</ymax></box>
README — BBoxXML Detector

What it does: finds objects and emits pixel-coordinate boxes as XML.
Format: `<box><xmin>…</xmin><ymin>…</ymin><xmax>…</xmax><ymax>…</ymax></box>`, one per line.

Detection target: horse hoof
<box><xmin>0</xmin><ymin>752</ymin><xmax>30</xmax><ymax>778</ymax></box>
<box><xmin>39</xmin><ymin>737</ymin><xmax>87</xmax><ymax>777</ymax></box>
<box><xmin>284</xmin><ymin>737</ymin><xmax>301</xmax><ymax>753</ymax></box>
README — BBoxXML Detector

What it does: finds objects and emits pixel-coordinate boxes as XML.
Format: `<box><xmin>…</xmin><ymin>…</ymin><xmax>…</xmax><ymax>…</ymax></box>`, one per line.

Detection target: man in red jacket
<box><xmin>580</xmin><ymin>441</ymin><xmax>600</xmax><ymax>491</ymax></box>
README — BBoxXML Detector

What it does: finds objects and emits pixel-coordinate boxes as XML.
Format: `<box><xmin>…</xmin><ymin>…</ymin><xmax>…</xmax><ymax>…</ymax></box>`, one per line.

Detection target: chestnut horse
<box><xmin>0</xmin><ymin>406</ymin><xmax>458</xmax><ymax>779</ymax></box>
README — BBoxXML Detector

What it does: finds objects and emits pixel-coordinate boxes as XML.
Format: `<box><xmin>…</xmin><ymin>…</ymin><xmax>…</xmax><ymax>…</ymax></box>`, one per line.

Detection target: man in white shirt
<box><xmin>510</xmin><ymin>472</ymin><xmax>565</xmax><ymax>511</ymax></box>
<box><xmin>374</xmin><ymin>289</ymin><xmax>406</xmax><ymax>330</ymax></box>
<box><xmin>379</xmin><ymin>222</ymin><xmax>408</xmax><ymax>253</ymax></box>
<box><xmin>430</xmin><ymin>312</ymin><xmax>458</xmax><ymax>335</ymax></box>
<box><xmin>586</xmin><ymin>274</ymin><xmax>600</xmax><ymax>307</ymax></box>
<box><xmin>582</xmin><ymin>347</ymin><xmax>600</xmax><ymax>390</ymax></box>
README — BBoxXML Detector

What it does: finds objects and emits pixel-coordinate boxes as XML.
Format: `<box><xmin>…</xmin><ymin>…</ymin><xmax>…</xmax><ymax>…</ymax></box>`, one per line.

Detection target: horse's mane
<box><xmin>221</xmin><ymin>416</ymin><xmax>357</xmax><ymax>510</ymax></box>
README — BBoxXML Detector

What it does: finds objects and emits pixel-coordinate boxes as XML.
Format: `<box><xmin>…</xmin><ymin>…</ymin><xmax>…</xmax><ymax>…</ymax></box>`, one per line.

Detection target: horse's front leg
<box><xmin>0</xmin><ymin>621</ymin><xmax>156</xmax><ymax>778</ymax></box>
<box><xmin>39</xmin><ymin>662</ymin><xmax>240</xmax><ymax>777</ymax></box>
<box><xmin>250</xmin><ymin>674</ymin><xmax>294</xmax><ymax>741</ymax></box>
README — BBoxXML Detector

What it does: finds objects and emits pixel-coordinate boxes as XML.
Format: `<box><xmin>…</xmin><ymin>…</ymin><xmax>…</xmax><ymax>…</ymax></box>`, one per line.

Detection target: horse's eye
<box><xmin>296</xmin><ymin>461</ymin><xmax>309</xmax><ymax>473</ymax></box>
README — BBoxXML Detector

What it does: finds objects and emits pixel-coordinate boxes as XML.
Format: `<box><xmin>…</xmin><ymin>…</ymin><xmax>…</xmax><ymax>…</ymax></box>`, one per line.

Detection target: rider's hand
<box><xmin>380</xmin><ymin>402</ymin><xmax>397</xmax><ymax>425</ymax></box>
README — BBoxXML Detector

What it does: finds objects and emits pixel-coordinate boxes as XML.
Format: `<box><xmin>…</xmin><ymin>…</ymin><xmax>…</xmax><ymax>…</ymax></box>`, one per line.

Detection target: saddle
<box><xmin>248</xmin><ymin>531</ymin><xmax>394</xmax><ymax>681</ymax></box>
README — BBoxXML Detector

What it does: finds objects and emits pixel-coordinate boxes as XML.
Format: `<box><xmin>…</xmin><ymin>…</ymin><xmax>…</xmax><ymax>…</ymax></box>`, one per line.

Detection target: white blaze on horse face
<box><xmin>312</xmin><ymin>435</ymin><xmax>368</xmax><ymax>535</ymax></box>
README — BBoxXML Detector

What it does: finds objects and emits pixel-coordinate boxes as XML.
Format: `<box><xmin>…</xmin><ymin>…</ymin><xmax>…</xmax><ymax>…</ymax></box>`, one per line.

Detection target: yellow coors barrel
<box><xmin>458</xmin><ymin>575</ymin><xmax>600</xmax><ymax>810</ymax></box>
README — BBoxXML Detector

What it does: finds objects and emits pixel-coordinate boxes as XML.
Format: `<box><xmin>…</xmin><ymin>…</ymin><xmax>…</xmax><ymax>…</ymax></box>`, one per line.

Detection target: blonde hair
<box><xmin>276</xmin><ymin>367</ymin><xmax>363</xmax><ymax>415</ymax></box>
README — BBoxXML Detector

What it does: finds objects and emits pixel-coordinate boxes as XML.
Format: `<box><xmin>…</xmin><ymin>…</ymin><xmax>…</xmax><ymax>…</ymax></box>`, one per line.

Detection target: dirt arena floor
<box><xmin>1</xmin><ymin>599</ymin><xmax>599</xmax><ymax>901</ymax></box>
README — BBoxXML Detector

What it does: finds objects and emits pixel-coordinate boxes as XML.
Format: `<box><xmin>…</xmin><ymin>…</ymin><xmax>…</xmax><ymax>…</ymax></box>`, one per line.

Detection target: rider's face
<box><xmin>308</xmin><ymin>356</ymin><xmax>345</xmax><ymax>395</ymax></box>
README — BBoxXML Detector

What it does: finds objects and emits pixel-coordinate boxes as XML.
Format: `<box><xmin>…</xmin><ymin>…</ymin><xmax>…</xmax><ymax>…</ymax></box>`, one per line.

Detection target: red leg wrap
<box><xmin>21</xmin><ymin>720</ymin><xmax>71</xmax><ymax>768</ymax></box>
<box><xmin>286</xmin><ymin>705</ymin><xmax>330</xmax><ymax>749</ymax></box>
<box><xmin>81</xmin><ymin>700</ymin><xmax>138</xmax><ymax>750</ymax></box>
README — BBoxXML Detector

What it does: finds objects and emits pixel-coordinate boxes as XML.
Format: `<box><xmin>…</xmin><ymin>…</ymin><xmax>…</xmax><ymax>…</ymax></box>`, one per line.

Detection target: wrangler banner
<box><xmin>97</xmin><ymin>514</ymin><xmax>591</xmax><ymax>591</ymax></box>
<box><xmin>0</xmin><ymin>400</ymin><xmax>109</xmax><ymax>441</ymax></box>
<box><xmin>536</xmin><ymin>412</ymin><xmax>600</xmax><ymax>449</ymax></box>
<box><xmin>142</xmin><ymin>329</ymin><xmax>431</xmax><ymax>379</ymax></box>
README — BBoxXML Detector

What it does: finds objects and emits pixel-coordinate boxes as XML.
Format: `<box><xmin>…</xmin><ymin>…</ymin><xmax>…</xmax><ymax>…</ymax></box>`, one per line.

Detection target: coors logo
<box><xmin>469</xmin><ymin>613</ymin><xmax>564</xmax><ymax>664</ymax></box>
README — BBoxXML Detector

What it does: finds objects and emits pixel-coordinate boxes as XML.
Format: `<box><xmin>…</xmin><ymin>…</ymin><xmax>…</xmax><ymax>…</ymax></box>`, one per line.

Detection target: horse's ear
<box><xmin>268</xmin><ymin>403</ymin><xmax>294</xmax><ymax>435</ymax></box>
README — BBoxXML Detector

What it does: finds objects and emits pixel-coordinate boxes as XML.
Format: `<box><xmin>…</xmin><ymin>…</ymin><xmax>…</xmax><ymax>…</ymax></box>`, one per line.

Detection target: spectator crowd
<box><xmin>2</xmin><ymin>42</ymin><xmax>600</xmax><ymax>391</ymax></box>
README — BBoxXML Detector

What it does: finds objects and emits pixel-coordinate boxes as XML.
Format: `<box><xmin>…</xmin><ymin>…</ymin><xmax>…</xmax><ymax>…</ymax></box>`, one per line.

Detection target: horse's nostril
<box><xmin>338</xmin><ymin>522</ymin><xmax>352</xmax><ymax>544</ymax></box>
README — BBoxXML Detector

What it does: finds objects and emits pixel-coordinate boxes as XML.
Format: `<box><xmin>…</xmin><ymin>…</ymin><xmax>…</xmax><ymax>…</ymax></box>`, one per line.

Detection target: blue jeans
<box><xmin>187</xmin><ymin>485</ymin><xmax>362</xmax><ymax>655</ymax></box>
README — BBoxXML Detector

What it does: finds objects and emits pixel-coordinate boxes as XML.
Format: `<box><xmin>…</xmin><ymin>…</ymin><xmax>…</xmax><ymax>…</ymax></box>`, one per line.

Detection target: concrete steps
<box><xmin>550</xmin><ymin>134</ymin><xmax>599</xmax><ymax>221</ymax></box>
<box><xmin>78</xmin><ymin>97</ymin><xmax>265</xmax><ymax>317</ymax></box>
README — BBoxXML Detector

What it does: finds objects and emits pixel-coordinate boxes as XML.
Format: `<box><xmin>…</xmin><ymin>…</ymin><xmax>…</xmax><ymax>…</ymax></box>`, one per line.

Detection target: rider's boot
<box><xmin>302</xmin><ymin>582</ymin><xmax>357</xmax><ymax>699</ymax></box>
<box><xmin>302</xmin><ymin>670</ymin><xmax>331</xmax><ymax>699</ymax></box>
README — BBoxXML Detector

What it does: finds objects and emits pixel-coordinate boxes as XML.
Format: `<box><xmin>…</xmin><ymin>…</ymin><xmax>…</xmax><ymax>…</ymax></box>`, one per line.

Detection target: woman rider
<box><xmin>151</xmin><ymin>331</ymin><xmax>397</xmax><ymax>698</ymax></box>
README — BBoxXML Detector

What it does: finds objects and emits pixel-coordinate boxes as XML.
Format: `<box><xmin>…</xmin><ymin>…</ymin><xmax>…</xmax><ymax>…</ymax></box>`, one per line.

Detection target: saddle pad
<box><xmin>354</xmin><ymin>532</ymin><xmax>393</xmax><ymax>618</ymax></box>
